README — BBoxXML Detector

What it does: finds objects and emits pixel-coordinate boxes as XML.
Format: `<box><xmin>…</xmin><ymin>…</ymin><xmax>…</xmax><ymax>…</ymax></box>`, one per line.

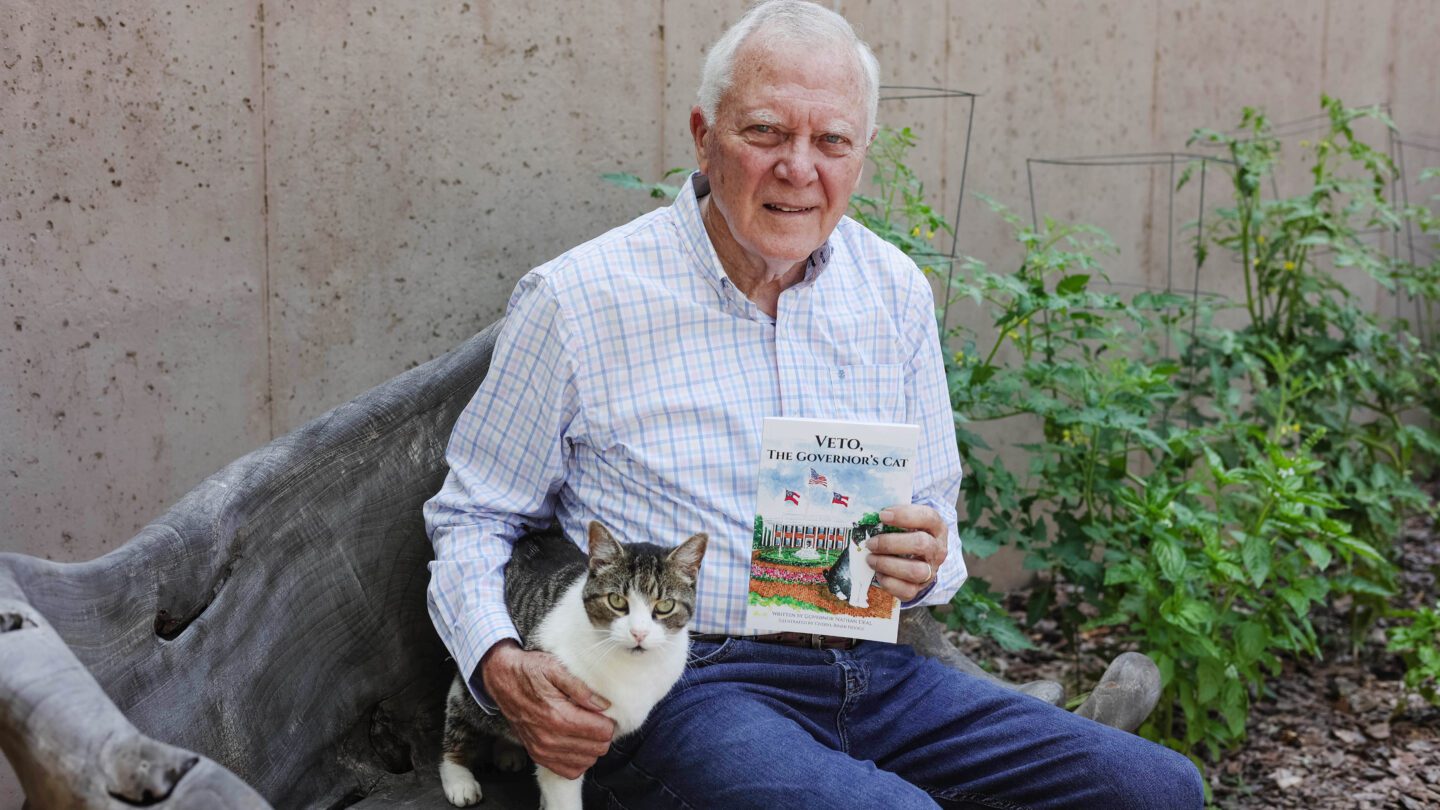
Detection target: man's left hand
<box><xmin>865</xmin><ymin>504</ymin><xmax>947</xmax><ymax>602</ymax></box>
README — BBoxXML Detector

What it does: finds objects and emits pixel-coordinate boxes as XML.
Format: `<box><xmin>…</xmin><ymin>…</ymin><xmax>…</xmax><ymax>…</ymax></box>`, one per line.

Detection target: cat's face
<box><xmin>581</xmin><ymin>522</ymin><xmax>707</xmax><ymax>654</ymax></box>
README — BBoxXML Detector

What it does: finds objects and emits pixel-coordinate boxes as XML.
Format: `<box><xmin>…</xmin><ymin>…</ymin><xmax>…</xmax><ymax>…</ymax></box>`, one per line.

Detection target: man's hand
<box><xmin>479</xmin><ymin>639</ymin><xmax>615</xmax><ymax>779</ymax></box>
<box><xmin>865</xmin><ymin>504</ymin><xmax>948</xmax><ymax>602</ymax></box>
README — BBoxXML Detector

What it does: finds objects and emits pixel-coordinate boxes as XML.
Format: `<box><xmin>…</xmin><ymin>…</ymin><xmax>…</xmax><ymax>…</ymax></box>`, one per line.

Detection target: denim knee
<box><xmin>1106</xmin><ymin>744</ymin><xmax>1205</xmax><ymax>810</ymax></box>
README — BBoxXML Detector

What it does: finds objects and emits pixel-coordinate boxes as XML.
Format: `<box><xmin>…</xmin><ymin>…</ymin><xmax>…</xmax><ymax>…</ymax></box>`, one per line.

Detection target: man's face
<box><xmin>691</xmin><ymin>40</ymin><xmax>871</xmax><ymax>274</ymax></box>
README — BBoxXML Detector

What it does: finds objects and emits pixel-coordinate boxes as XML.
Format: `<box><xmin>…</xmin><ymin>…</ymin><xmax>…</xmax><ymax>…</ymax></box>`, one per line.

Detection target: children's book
<box><xmin>745</xmin><ymin>416</ymin><xmax>919</xmax><ymax>643</ymax></box>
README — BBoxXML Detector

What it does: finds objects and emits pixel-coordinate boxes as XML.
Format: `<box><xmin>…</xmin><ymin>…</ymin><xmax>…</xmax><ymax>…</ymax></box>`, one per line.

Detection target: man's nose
<box><xmin>774</xmin><ymin>138</ymin><xmax>819</xmax><ymax>184</ymax></box>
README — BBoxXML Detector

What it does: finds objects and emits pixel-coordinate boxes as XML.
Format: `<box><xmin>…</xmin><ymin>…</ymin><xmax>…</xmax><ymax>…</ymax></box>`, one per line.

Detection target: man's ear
<box><xmin>690</xmin><ymin>106</ymin><xmax>711</xmax><ymax>174</ymax></box>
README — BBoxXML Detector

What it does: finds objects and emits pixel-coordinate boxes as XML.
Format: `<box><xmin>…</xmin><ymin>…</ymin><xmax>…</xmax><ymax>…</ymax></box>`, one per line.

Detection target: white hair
<box><xmin>696</xmin><ymin>0</ymin><xmax>881</xmax><ymax>134</ymax></box>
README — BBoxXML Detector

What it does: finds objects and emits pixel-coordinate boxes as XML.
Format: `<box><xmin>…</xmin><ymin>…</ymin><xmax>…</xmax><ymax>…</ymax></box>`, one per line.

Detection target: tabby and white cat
<box><xmin>440</xmin><ymin>521</ymin><xmax>708</xmax><ymax>809</ymax></box>
<box><xmin>824</xmin><ymin>532</ymin><xmax>877</xmax><ymax>609</ymax></box>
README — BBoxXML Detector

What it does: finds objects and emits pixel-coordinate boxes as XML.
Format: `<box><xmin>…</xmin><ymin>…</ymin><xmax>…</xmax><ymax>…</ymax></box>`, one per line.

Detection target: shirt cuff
<box><xmin>464</xmin><ymin>632</ymin><xmax>521</xmax><ymax>715</ymax></box>
<box><xmin>467</xmin><ymin>661</ymin><xmax>503</xmax><ymax>715</ymax></box>
<box><xmin>900</xmin><ymin>580</ymin><xmax>938</xmax><ymax>610</ymax></box>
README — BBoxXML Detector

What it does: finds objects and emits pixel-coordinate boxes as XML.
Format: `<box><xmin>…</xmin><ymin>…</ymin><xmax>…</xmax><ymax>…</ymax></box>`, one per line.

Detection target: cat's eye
<box><xmin>606</xmin><ymin>593</ymin><xmax>629</xmax><ymax>613</ymax></box>
<box><xmin>654</xmin><ymin>598</ymin><xmax>676</xmax><ymax>616</ymax></box>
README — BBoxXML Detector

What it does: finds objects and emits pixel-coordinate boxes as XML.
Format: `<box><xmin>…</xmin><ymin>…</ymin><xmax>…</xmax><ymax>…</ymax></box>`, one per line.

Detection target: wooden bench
<box><xmin>0</xmin><ymin>320</ymin><xmax>1098</xmax><ymax>809</ymax></box>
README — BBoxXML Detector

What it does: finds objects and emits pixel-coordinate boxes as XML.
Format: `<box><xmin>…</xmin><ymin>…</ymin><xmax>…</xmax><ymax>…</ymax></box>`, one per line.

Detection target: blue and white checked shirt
<box><xmin>425</xmin><ymin>173</ymin><xmax>966</xmax><ymax>691</ymax></box>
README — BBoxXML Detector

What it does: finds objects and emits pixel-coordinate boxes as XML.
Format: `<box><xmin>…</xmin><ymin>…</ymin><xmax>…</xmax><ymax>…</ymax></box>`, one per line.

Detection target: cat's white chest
<box><xmin>532</xmin><ymin>581</ymin><xmax>688</xmax><ymax>736</ymax></box>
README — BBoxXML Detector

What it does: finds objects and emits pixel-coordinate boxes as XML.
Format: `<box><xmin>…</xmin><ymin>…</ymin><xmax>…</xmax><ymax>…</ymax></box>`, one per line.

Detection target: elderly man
<box><xmin>426</xmin><ymin>1</ymin><xmax>1203</xmax><ymax>807</ymax></box>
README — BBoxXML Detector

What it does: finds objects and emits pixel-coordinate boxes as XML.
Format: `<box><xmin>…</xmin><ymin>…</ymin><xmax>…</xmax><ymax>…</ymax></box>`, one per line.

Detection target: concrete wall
<box><xmin>2</xmin><ymin>1</ymin><xmax>1438</xmax><ymax>801</ymax></box>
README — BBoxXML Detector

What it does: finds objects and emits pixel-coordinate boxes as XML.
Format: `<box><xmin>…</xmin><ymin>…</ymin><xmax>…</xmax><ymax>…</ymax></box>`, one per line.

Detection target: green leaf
<box><xmin>1154</xmin><ymin>537</ymin><xmax>1188</xmax><ymax>583</ymax></box>
<box><xmin>1154</xmin><ymin>650</ymin><xmax>1175</xmax><ymax>688</ymax></box>
<box><xmin>1279</xmin><ymin>587</ymin><xmax>1309</xmax><ymax>617</ymax></box>
<box><xmin>1333</xmin><ymin>574</ymin><xmax>1395</xmax><ymax>598</ymax></box>
<box><xmin>1198</xmin><ymin>658</ymin><xmax>1223</xmax><ymax>703</ymax></box>
<box><xmin>1299</xmin><ymin>538</ymin><xmax>1333</xmax><ymax>570</ymax></box>
<box><xmin>601</xmin><ymin>171</ymin><xmax>683</xmax><ymax>199</ymax></box>
<box><xmin>1164</xmin><ymin>597</ymin><xmax>1213</xmax><ymax>633</ymax></box>
<box><xmin>1056</xmin><ymin>274</ymin><xmax>1091</xmax><ymax>295</ymax></box>
<box><xmin>1236</xmin><ymin>621</ymin><xmax>1268</xmax><ymax>662</ymax></box>
<box><xmin>1297</xmin><ymin>576</ymin><xmax>1329</xmax><ymax>602</ymax></box>
<box><xmin>1217</xmin><ymin>561</ymin><xmax>1247</xmax><ymax>584</ymax></box>
<box><xmin>1104</xmin><ymin>563</ymin><xmax>1140</xmax><ymax>586</ymax></box>
<box><xmin>959</xmin><ymin>527</ymin><xmax>1001</xmax><ymax>559</ymax></box>
<box><xmin>1333</xmin><ymin>534</ymin><xmax>1384</xmax><ymax>562</ymax></box>
<box><xmin>600</xmin><ymin>171</ymin><xmax>647</xmax><ymax>189</ymax></box>
<box><xmin>1222</xmin><ymin>680</ymin><xmax>1249</xmax><ymax>736</ymax></box>
<box><xmin>981</xmin><ymin>618</ymin><xmax>1035</xmax><ymax>652</ymax></box>
<box><xmin>1241</xmin><ymin>533</ymin><xmax>1272</xmax><ymax>588</ymax></box>
<box><xmin>948</xmin><ymin>580</ymin><xmax>1035</xmax><ymax>652</ymax></box>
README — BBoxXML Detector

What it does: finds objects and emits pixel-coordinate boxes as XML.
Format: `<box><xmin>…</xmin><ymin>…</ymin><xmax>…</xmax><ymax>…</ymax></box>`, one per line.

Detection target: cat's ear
<box><xmin>667</xmin><ymin>533</ymin><xmax>708</xmax><ymax>581</ymax></box>
<box><xmin>587</xmin><ymin>521</ymin><xmax>626</xmax><ymax>569</ymax></box>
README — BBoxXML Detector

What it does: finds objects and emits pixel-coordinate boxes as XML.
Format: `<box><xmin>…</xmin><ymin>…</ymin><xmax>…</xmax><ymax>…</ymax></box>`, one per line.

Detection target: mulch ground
<box><xmin>947</xmin><ymin>491</ymin><xmax>1440</xmax><ymax>809</ymax></box>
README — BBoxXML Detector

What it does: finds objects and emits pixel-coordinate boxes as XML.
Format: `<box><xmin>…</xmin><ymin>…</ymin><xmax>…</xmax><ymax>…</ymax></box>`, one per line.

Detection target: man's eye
<box><xmin>752</xmin><ymin>125</ymin><xmax>775</xmax><ymax>134</ymax></box>
<box><xmin>818</xmin><ymin>134</ymin><xmax>854</xmax><ymax>156</ymax></box>
<box><xmin>654</xmin><ymin>598</ymin><xmax>676</xmax><ymax>616</ymax></box>
<box><xmin>607</xmin><ymin>593</ymin><xmax>629</xmax><ymax>612</ymax></box>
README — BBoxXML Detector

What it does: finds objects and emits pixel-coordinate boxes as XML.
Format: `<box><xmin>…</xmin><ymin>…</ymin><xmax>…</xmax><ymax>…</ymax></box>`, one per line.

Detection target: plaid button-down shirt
<box><xmin>425</xmin><ymin>173</ymin><xmax>965</xmax><ymax>696</ymax></box>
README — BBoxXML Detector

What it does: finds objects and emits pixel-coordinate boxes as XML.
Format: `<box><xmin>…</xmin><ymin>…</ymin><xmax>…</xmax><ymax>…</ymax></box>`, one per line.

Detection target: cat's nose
<box><xmin>631</xmin><ymin>628</ymin><xmax>649</xmax><ymax>646</ymax></box>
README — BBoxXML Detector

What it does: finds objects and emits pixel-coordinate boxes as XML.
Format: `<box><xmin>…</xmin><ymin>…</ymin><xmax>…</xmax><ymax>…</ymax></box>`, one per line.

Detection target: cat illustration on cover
<box><xmin>440</xmin><ymin>521</ymin><xmax>707</xmax><ymax>809</ymax></box>
<box><xmin>824</xmin><ymin>525</ymin><xmax>879</xmax><ymax>609</ymax></box>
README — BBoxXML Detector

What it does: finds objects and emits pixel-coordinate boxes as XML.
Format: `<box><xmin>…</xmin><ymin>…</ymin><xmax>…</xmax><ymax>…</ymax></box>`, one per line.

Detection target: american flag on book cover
<box><xmin>832</xmin><ymin>492</ymin><xmax>849</xmax><ymax>506</ymax></box>
<box><xmin>808</xmin><ymin>467</ymin><xmax>828</xmax><ymax>487</ymax></box>
<box><xmin>783</xmin><ymin>489</ymin><xmax>800</xmax><ymax>505</ymax></box>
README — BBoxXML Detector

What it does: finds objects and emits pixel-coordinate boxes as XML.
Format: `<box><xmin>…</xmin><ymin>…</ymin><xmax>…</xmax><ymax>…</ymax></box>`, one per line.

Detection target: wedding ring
<box><xmin>923</xmin><ymin>562</ymin><xmax>934</xmax><ymax>585</ymax></box>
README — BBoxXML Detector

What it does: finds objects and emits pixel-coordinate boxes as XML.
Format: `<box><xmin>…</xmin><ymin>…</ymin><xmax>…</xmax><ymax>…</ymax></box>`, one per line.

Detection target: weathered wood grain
<box><xmin>1</xmin><ymin>324</ymin><xmax>516</xmax><ymax>808</ymax></box>
<box><xmin>898</xmin><ymin>608</ymin><xmax>1067</xmax><ymax>707</ymax></box>
<box><xmin>0</xmin><ymin>570</ymin><xmax>268</xmax><ymax>809</ymax></box>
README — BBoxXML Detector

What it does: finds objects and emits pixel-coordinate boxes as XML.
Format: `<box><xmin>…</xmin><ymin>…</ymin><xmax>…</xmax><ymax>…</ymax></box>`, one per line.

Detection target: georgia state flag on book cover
<box><xmin>746</xmin><ymin>416</ymin><xmax>919</xmax><ymax>643</ymax></box>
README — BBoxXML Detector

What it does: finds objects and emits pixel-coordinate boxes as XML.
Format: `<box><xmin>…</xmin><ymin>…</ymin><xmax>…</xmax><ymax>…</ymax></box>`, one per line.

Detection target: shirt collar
<box><xmin>673</xmin><ymin>172</ymin><xmax>836</xmax><ymax>314</ymax></box>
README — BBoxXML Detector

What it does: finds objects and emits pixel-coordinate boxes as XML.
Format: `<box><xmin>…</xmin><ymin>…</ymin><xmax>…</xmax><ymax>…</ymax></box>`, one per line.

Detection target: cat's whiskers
<box><xmin>577</xmin><ymin>632</ymin><xmax>626</xmax><ymax>665</ymax></box>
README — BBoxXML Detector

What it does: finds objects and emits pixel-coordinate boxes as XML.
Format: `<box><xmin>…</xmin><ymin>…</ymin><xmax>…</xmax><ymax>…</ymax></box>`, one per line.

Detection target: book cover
<box><xmin>745</xmin><ymin>416</ymin><xmax>920</xmax><ymax>643</ymax></box>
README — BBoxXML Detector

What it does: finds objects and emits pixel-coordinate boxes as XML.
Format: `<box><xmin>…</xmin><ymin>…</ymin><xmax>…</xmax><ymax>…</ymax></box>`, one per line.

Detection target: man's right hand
<box><xmin>479</xmin><ymin>639</ymin><xmax>615</xmax><ymax>779</ymax></box>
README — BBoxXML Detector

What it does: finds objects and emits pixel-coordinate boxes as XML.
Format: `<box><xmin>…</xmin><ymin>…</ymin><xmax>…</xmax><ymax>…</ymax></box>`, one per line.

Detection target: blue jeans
<box><xmin>586</xmin><ymin>639</ymin><xmax>1203</xmax><ymax>809</ymax></box>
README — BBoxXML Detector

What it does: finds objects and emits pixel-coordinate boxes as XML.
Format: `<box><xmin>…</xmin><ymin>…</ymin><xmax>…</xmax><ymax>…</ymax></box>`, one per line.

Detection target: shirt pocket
<box><xmin>828</xmin><ymin>363</ymin><xmax>907</xmax><ymax>423</ymax></box>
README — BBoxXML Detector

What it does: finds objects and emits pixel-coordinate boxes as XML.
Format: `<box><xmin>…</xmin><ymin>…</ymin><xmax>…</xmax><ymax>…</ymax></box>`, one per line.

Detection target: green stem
<box><xmin>1239</xmin><ymin>197</ymin><xmax>1260</xmax><ymax>325</ymax></box>
<box><xmin>1219</xmin><ymin>580</ymin><xmax>1243</xmax><ymax>617</ymax></box>
<box><xmin>1280</xmin><ymin>243</ymin><xmax>1312</xmax><ymax>339</ymax></box>
<box><xmin>980</xmin><ymin>307</ymin><xmax>1036</xmax><ymax>369</ymax></box>
<box><xmin>1355</xmin><ymin>433</ymin><xmax>1403</xmax><ymax>468</ymax></box>
<box><xmin>1082</xmin><ymin>429</ymin><xmax>1100</xmax><ymax>516</ymax></box>
<box><xmin>1248</xmin><ymin>495</ymin><xmax>1277</xmax><ymax>538</ymax></box>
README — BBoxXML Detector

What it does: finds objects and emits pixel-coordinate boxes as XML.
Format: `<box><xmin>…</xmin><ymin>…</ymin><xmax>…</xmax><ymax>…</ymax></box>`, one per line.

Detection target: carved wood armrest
<box><xmin>0</xmin><ymin>573</ymin><xmax>271</xmax><ymax>809</ymax></box>
<box><xmin>899</xmin><ymin>607</ymin><xmax>1066</xmax><ymax>705</ymax></box>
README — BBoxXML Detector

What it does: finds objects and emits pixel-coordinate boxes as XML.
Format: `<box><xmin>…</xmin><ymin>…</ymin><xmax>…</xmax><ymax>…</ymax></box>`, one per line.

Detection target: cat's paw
<box><xmin>492</xmin><ymin>739</ymin><xmax>529</xmax><ymax>773</ymax></box>
<box><xmin>440</xmin><ymin>760</ymin><xmax>483</xmax><ymax>807</ymax></box>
